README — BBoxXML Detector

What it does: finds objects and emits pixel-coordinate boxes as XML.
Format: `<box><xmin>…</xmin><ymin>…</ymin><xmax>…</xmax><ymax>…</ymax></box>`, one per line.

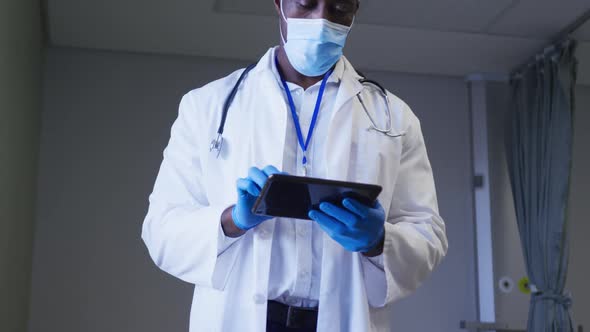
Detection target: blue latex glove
<box><xmin>308</xmin><ymin>198</ymin><xmax>385</xmax><ymax>252</ymax></box>
<box><xmin>232</xmin><ymin>165</ymin><xmax>281</xmax><ymax>231</ymax></box>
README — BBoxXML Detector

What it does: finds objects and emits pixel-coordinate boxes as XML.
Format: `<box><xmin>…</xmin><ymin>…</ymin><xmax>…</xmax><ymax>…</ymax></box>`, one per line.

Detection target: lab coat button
<box><xmin>253</xmin><ymin>294</ymin><xmax>265</xmax><ymax>304</ymax></box>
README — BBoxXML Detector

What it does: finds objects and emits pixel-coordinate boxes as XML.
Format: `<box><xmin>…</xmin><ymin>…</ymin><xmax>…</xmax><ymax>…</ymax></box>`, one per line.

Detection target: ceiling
<box><xmin>46</xmin><ymin>0</ymin><xmax>590</xmax><ymax>84</ymax></box>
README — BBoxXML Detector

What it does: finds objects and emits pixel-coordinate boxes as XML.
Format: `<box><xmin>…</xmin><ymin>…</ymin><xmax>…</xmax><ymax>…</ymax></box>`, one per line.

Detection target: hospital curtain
<box><xmin>506</xmin><ymin>40</ymin><xmax>577</xmax><ymax>332</ymax></box>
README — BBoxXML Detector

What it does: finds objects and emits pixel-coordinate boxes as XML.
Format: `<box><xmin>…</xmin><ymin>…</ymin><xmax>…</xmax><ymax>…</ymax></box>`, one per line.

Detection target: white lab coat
<box><xmin>142</xmin><ymin>48</ymin><xmax>448</xmax><ymax>332</ymax></box>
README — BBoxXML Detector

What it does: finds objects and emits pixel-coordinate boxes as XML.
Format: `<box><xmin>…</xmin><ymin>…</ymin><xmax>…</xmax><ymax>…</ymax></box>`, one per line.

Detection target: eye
<box><xmin>297</xmin><ymin>1</ymin><xmax>314</xmax><ymax>10</ymax></box>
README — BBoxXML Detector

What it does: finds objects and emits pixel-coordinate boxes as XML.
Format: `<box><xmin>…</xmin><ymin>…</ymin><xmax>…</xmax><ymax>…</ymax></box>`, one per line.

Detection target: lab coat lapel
<box><xmin>318</xmin><ymin>58</ymin><xmax>371</xmax><ymax>331</ymax></box>
<box><xmin>324</xmin><ymin>57</ymin><xmax>363</xmax><ymax>181</ymax></box>
<box><xmin>245</xmin><ymin>48</ymin><xmax>288</xmax><ymax>331</ymax></box>
<box><xmin>247</xmin><ymin>58</ymin><xmax>287</xmax><ymax>171</ymax></box>
<box><xmin>331</xmin><ymin>57</ymin><xmax>364</xmax><ymax>119</ymax></box>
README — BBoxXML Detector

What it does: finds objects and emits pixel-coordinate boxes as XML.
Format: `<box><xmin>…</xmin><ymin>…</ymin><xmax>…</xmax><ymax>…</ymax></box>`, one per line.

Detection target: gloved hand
<box><xmin>308</xmin><ymin>198</ymin><xmax>385</xmax><ymax>253</ymax></box>
<box><xmin>232</xmin><ymin>165</ymin><xmax>281</xmax><ymax>231</ymax></box>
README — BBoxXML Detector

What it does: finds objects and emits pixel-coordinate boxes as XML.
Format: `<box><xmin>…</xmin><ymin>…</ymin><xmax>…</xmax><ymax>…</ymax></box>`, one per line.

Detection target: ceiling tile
<box><xmin>355</xmin><ymin>0</ymin><xmax>516</xmax><ymax>32</ymax></box>
<box><xmin>47</xmin><ymin>0</ymin><xmax>590</xmax><ymax>83</ymax></box>
<box><xmin>486</xmin><ymin>0</ymin><xmax>590</xmax><ymax>39</ymax></box>
<box><xmin>215</xmin><ymin>0</ymin><xmax>516</xmax><ymax>33</ymax></box>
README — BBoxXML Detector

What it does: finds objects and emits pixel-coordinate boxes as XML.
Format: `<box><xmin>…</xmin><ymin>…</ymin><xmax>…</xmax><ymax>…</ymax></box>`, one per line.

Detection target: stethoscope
<box><xmin>210</xmin><ymin>63</ymin><xmax>403</xmax><ymax>158</ymax></box>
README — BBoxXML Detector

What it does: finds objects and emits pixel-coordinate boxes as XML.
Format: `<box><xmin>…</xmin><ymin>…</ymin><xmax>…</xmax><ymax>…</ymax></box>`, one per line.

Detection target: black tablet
<box><xmin>251</xmin><ymin>174</ymin><xmax>382</xmax><ymax>220</ymax></box>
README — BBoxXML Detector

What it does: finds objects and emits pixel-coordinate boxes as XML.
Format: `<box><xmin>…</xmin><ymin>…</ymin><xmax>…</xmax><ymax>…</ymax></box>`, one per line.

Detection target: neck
<box><xmin>276</xmin><ymin>46</ymin><xmax>325</xmax><ymax>90</ymax></box>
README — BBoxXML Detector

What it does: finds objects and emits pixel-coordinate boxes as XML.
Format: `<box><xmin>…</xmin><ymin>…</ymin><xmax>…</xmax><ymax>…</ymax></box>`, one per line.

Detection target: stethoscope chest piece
<box><xmin>210</xmin><ymin>133</ymin><xmax>224</xmax><ymax>158</ymax></box>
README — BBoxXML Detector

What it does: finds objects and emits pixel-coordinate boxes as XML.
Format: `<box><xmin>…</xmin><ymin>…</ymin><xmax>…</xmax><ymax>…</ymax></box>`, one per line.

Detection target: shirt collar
<box><xmin>270</xmin><ymin>46</ymin><xmax>344</xmax><ymax>90</ymax></box>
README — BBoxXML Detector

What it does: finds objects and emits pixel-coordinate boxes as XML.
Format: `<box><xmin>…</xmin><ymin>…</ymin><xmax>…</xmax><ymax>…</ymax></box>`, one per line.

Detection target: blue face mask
<box><xmin>280</xmin><ymin>0</ymin><xmax>353</xmax><ymax>77</ymax></box>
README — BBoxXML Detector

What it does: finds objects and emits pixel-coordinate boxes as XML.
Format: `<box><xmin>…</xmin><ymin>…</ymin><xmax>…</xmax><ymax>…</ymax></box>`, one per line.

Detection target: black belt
<box><xmin>267</xmin><ymin>300</ymin><xmax>318</xmax><ymax>330</ymax></box>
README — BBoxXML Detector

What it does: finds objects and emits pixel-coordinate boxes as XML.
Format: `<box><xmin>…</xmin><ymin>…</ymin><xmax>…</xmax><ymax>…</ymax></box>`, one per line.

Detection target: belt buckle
<box><xmin>286</xmin><ymin>306</ymin><xmax>300</xmax><ymax>329</ymax></box>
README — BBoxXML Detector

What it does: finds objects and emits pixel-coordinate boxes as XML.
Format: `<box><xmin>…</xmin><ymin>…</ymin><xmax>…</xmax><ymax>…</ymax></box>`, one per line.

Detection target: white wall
<box><xmin>29</xmin><ymin>47</ymin><xmax>477</xmax><ymax>332</ymax></box>
<box><xmin>0</xmin><ymin>1</ymin><xmax>42</xmax><ymax>332</ymax></box>
<box><xmin>487</xmin><ymin>82</ymin><xmax>590</xmax><ymax>329</ymax></box>
<box><xmin>364</xmin><ymin>70</ymin><xmax>478</xmax><ymax>331</ymax></box>
<box><xmin>568</xmin><ymin>84</ymin><xmax>590</xmax><ymax>328</ymax></box>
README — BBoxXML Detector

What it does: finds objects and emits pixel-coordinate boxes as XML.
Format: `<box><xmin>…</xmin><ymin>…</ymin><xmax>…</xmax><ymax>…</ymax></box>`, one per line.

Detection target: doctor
<box><xmin>142</xmin><ymin>0</ymin><xmax>448</xmax><ymax>331</ymax></box>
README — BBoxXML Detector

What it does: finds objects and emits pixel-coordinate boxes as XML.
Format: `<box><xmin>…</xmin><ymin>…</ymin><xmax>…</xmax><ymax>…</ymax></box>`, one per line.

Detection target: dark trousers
<box><xmin>266</xmin><ymin>320</ymin><xmax>316</xmax><ymax>332</ymax></box>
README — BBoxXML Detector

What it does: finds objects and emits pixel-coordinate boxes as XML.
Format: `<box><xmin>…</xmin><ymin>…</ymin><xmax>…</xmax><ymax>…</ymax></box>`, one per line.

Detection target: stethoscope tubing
<box><xmin>210</xmin><ymin>65</ymin><xmax>403</xmax><ymax>157</ymax></box>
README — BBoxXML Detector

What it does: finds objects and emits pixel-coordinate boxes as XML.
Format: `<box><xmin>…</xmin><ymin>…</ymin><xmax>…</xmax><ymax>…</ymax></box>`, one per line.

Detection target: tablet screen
<box><xmin>252</xmin><ymin>174</ymin><xmax>382</xmax><ymax>220</ymax></box>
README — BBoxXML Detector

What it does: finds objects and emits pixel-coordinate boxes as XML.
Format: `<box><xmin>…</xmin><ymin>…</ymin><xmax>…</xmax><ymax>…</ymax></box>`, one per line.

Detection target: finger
<box><xmin>308</xmin><ymin>210</ymin><xmax>346</xmax><ymax>237</ymax></box>
<box><xmin>248</xmin><ymin>167</ymin><xmax>268</xmax><ymax>189</ymax></box>
<box><xmin>237</xmin><ymin>178</ymin><xmax>260</xmax><ymax>197</ymax></box>
<box><xmin>319</xmin><ymin>202</ymin><xmax>358</xmax><ymax>227</ymax></box>
<box><xmin>262</xmin><ymin>165</ymin><xmax>281</xmax><ymax>177</ymax></box>
<box><xmin>342</xmin><ymin>198</ymin><xmax>370</xmax><ymax>219</ymax></box>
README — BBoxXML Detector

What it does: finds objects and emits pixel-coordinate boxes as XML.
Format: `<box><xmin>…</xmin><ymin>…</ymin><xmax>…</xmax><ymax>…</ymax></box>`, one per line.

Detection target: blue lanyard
<box><xmin>275</xmin><ymin>55</ymin><xmax>334</xmax><ymax>168</ymax></box>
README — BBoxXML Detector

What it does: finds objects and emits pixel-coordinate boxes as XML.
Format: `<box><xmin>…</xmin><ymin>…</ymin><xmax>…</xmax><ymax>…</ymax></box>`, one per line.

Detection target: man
<box><xmin>142</xmin><ymin>0</ymin><xmax>448</xmax><ymax>331</ymax></box>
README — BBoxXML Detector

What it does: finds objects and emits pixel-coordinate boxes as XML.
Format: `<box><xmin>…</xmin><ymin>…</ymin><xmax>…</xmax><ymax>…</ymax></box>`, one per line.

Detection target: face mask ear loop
<box><xmin>347</xmin><ymin>15</ymin><xmax>355</xmax><ymax>36</ymax></box>
<box><xmin>279</xmin><ymin>0</ymin><xmax>288</xmax><ymax>45</ymax></box>
<box><xmin>280</xmin><ymin>0</ymin><xmax>288</xmax><ymax>22</ymax></box>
